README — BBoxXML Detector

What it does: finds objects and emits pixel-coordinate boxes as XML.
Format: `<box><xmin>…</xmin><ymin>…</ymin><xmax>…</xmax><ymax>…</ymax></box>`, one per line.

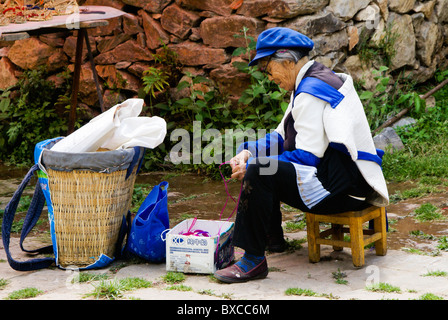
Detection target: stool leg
<box><xmin>374</xmin><ymin>207</ymin><xmax>387</xmax><ymax>256</ymax></box>
<box><xmin>332</xmin><ymin>223</ymin><xmax>343</xmax><ymax>251</ymax></box>
<box><xmin>306</xmin><ymin>213</ymin><xmax>320</xmax><ymax>263</ymax></box>
<box><xmin>349</xmin><ymin>217</ymin><xmax>364</xmax><ymax>267</ymax></box>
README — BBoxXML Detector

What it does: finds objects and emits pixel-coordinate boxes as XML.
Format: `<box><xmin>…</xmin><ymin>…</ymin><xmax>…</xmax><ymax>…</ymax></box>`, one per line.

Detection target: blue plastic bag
<box><xmin>126</xmin><ymin>181</ymin><xmax>169</xmax><ymax>262</ymax></box>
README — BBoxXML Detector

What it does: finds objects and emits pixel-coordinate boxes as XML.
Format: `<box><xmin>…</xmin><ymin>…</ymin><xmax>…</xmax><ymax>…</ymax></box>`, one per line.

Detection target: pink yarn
<box><xmin>179</xmin><ymin>161</ymin><xmax>243</xmax><ymax>237</ymax></box>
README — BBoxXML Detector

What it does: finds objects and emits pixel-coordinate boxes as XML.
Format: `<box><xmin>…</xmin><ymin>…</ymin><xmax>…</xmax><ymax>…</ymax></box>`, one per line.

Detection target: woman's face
<box><xmin>260</xmin><ymin>57</ymin><xmax>307</xmax><ymax>92</ymax></box>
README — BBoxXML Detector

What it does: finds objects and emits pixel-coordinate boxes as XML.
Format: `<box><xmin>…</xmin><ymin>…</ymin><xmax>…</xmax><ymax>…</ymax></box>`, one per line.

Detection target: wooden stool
<box><xmin>305</xmin><ymin>206</ymin><xmax>387</xmax><ymax>268</ymax></box>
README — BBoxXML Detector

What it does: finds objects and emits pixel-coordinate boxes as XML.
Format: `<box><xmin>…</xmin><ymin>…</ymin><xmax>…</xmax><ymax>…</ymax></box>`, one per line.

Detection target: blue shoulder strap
<box><xmin>329</xmin><ymin>142</ymin><xmax>384</xmax><ymax>167</ymax></box>
<box><xmin>294</xmin><ymin>76</ymin><xmax>345</xmax><ymax>109</ymax></box>
<box><xmin>1</xmin><ymin>165</ymin><xmax>55</xmax><ymax>271</ymax></box>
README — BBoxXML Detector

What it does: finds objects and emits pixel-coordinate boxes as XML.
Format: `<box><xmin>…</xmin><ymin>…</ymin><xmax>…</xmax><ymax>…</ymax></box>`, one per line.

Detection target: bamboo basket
<box><xmin>47</xmin><ymin>167</ymin><xmax>137</xmax><ymax>268</ymax></box>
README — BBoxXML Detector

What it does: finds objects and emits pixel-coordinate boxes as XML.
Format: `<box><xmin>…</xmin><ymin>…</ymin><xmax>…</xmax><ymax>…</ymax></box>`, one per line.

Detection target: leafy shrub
<box><xmin>0</xmin><ymin>67</ymin><xmax>74</xmax><ymax>165</ymax></box>
<box><xmin>140</xmin><ymin>28</ymin><xmax>288</xmax><ymax>177</ymax></box>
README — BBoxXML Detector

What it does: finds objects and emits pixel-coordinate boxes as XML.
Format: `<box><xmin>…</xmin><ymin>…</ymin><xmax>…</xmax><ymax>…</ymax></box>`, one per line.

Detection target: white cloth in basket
<box><xmin>50</xmin><ymin>98</ymin><xmax>167</xmax><ymax>153</ymax></box>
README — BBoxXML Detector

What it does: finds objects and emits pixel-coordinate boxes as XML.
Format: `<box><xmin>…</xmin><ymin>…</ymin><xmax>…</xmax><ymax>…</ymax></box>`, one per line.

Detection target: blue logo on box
<box><xmin>172</xmin><ymin>236</ymin><xmax>184</xmax><ymax>245</ymax></box>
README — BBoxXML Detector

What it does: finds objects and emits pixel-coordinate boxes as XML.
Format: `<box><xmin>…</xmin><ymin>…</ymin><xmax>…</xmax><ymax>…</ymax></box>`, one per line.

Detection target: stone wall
<box><xmin>1</xmin><ymin>0</ymin><xmax>447</xmax><ymax>112</ymax></box>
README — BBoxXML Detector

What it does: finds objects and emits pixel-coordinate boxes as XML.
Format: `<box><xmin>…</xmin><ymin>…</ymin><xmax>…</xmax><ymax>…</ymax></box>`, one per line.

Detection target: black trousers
<box><xmin>232</xmin><ymin>156</ymin><xmax>372</xmax><ymax>256</ymax></box>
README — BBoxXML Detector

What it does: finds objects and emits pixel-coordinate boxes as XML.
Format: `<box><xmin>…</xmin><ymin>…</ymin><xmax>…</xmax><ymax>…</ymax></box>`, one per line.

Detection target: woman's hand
<box><xmin>229</xmin><ymin>150</ymin><xmax>252</xmax><ymax>180</ymax></box>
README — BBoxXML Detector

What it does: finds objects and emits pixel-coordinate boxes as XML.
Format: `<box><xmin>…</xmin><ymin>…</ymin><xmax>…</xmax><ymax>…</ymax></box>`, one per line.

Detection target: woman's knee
<box><xmin>245</xmin><ymin>161</ymin><xmax>261</xmax><ymax>180</ymax></box>
<box><xmin>246</xmin><ymin>157</ymin><xmax>281</xmax><ymax>179</ymax></box>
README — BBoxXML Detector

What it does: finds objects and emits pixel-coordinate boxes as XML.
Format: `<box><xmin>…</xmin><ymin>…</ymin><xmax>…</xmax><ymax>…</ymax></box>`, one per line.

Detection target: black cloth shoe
<box><xmin>214</xmin><ymin>258</ymin><xmax>268</xmax><ymax>283</ymax></box>
<box><xmin>266</xmin><ymin>234</ymin><xmax>286</xmax><ymax>253</ymax></box>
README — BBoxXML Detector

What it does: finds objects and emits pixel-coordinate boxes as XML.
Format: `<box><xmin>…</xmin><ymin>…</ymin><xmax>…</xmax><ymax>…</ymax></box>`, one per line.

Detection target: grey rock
<box><xmin>373</xmin><ymin>127</ymin><xmax>405</xmax><ymax>152</ymax></box>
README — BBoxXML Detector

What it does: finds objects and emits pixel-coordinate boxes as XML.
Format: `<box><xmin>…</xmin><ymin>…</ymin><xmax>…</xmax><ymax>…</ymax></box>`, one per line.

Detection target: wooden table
<box><xmin>0</xmin><ymin>6</ymin><xmax>126</xmax><ymax>133</ymax></box>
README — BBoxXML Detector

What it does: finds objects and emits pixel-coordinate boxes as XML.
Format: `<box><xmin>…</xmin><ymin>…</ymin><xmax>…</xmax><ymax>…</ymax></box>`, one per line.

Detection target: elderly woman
<box><xmin>214</xmin><ymin>27</ymin><xmax>389</xmax><ymax>283</ymax></box>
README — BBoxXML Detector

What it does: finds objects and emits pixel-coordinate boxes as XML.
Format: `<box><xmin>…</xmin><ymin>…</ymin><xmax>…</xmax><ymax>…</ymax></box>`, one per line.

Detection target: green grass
<box><xmin>119</xmin><ymin>277</ymin><xmax>153</xmax><ymax>291</ymax></box>
<box><xmin>383</xmin><ymin>147</ymin><xmax>448</xmax><ymax>183</ymax></box>
<box><xmin>6</xmin><ymin>287</ymin><xmax>43</xmax><ymax>300</ymax></box>
<box><xmin>284</xmin><ymin>220</ymin><xmax>306</xmax><ymax>232</ymax></box>
<box><xmin>0</xmin><ymin>278</ymin><xmax>8</xmax><ymax>290</ymax></box>
<box><xmin>166</xmin><ymin>284</ymin><xmax>192</xmax><ymax>291</ymax></box>
<box><xmin>197</xmin><ymin>289</ymin><xmax>215</xmax><ymax>296</ymax></box>
<box><xmin>72</xmin><ymin>272</ymin><xmax>110</xmax><ymax>283</ymax></box>
<box><xmin>412</xmin><ymin>203</ymin><xmax>444</xmax><ymax>222</ymax></box>
<box><xmin>422</xmin><ymin>270</ymin><xmax>448</xmax><ymax>277</ymax></box>
<box><xmin>409</xmin><ymin>230</ymin><xmax>437</xmax><ymax>240</ymax></box>
<box><xmin>87</xmin><ymin>280</ymin><xmax>123</xmax><ymax>300</ymax></box>
<box><xmin>401</xmin><ymin>247</ymin><xmax>439</xmax><ymax>256</ymax></box>
<box><xmin>285</xmin><ymin>287</ymin><xmax>319</xmax><ymax>297</ymax></box>
<box><xmin>391</xmin><ymin>185</ymin><xmax>443</xmax><ymax>202</ymax></box>
<box><xmin>284</xmin><ymin>238</ymin><xmax>306</xmax><ymax>252</ymax></box>
<box><xmin>365</xmin><ymin>282</ymin><xmax>401</xmax><ymax>293</ymax></box>
<box><xmin>162</xmin><ymin>272</ymin><xmax>186</xmax><ymax>284</ymax></box>
<box><xmin>332</xmin><ymin>269</ymin><xmax>348</xmax><ymax>285</ymax></box>
<box><xmin>382</xmin><ymin>78</ymin><xmax>448</xmax><ymax>184</ymax></box>
<box><xmin>85</xmin><ymin>277</ymin><xmax>152</xmax><ymax>300</ymax></box>
<box><xmin>284</xmin><ymin>287</ymin><xmax>338</xmax><ymax>299</ymax></box>
<box><xmin>418</xmin><ymin>293</ymin><xmax>444</xmax><ymax>300</ymax></box>
<box><xmin>437</xmin><ymin>236</ymin><xmax>448</xmax><ymax>251</ymax></box>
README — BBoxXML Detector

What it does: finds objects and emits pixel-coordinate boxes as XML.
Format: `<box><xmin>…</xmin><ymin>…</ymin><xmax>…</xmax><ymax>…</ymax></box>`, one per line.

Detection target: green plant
<box><xmin>166</xmin><ymin>284</ymin><xmax>192</xmax><ymax>291</ymax></box>
<box><xmin>382</xmin><ymin>69</ymin><xmax>448</xmax><ymax>183</ymax></box>
<box><xmin>232</xmin><ymin>26</ymin><xmax>255</xmax><ymax>61</ymax></box>
<box><xmin>10</xmin><ymin>219</ymin><xmax>24</xmax><ymax>234</ymax></box>
<box><xmin>198</xmin><ymin>289</ymin><xmax>215</xmax><ymax>296</ymax></box>
<box><xmin>365</xmin><ymin>282</ymin><xmax>401</xmax><ymax>293</ymax></box>
<box><xmin>359</xmin><ymin>66</ymin><xmax>425</xmax><ymax>131</ymax></box>
<box><xmin>119</xmin><ymin>277</ymin><xmax>153</xmax><ymax>291</ymax></box>
<box><xmin>162</xmin><ymin>272</ymin><xmax>185</xmax><ymax>284</ymax></box>
<box><xmin>131</xmin><ymin>184</ymin><xmax>152</xmax><ymax>212</ymax></box>
<box><xmin>422</xmin><ymin>270</ymin><xmax>448</xmax><ymax>277</ymax></box>
<box><xmin>152</xmin><ymin>40</ymin><xmax>182</xmax><ymax>80</ymax></box>
<box><xmin>142</xmin><ymin>67</ymin><xmax>170</xmax><ymax>99</ymax></box>
<box><xmin>412</xmin><ymin>203</ymin><xmax>444</xmax><ymax>222</ymax></box>
<box><xmin>410</xmin><ymin>230</ymin><xmax>437</xmax><ymax>240</ymax></box>
<box><xmin>85</xmin><ymin>277</ymin><xmax>152</xmax><ymax>300</ymax></box>
<box><xmin>437</xmin><ymin>236</ymin><xmax>448</xmax><ymax>251</ymax></box>
<box><xmin>285</xmin><ymin>287</ymin><xmax>318</xmax><ymax>297</ymax></box>
<box><xmin>284</xmin><ymin>220</ymin><xmax>306</xmax><ymax>232</ymax></box>
<box><xmin>0</xmin><ymin>278</ymin><xmax>8</xmax><ymax>290</ymax></box>
<box><xmin>0</xmin><ymin>66</ymin><xmax>75</xmax><ymax>165</ymax></box>
<box><xmin>284</xmin><ymin>288</ymin><xmax>338</xmax><ymax>299</ymax></box>
<box><xmin>88</xmin><ymin>279</ymin><xmax>123</xmax><ymax>300</ymax></box>
<box><xmin>140</xmin><ymin>27</ymin><xmax>290</xmax><ymax>178</ymax></box>
<box><xmin>332</xmin><ymin>269</ymin><xmax>348</xmax><ymax>285</ymax></box>
<box><xmin>139</xmin><ymin>40</ymin><xmax>183</xmax><ymax>105</ymax></box>
<box><xmin>418</xmin><ymin>293</ymin><xmax>444</xmax><ymax>300</ymax></box>
<box><xmin>284</xmin><ymin>238</ymin><xmax>306</xmax><ymax>252</ymax></box>
<box><xmin>6</xmin><ymin>287</ymin><xmax>43</xmax><ymax>300</ymax></box>
<box><xmin>73</xmin><ymin>272</ymin><xmax>110</xmax><ymax>283</ymax></box>
<box><xmin>170</xmin><ymin>72</ymin><xmax>225</xmax><ymax>126</ymax></box>
<box><xmin>357</xmin><ymin>22</ymin><xmax>398</xmax><ymax>68</ymax></box>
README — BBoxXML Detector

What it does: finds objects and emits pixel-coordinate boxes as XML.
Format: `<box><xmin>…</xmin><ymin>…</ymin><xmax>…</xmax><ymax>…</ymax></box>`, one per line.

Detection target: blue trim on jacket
<box><xmin>236</xmin><ymin>131</ymin><xmax>284</xmax><ymax>158</ymax></box>
<box><xmin>329</xmin><ymin>142</ymin><xmax>384</xmax><ymax>167</ymax></box>
<box><xmin>237</xmin><ymin>132</ymin><xmax>321</xmax><ymax>168</ymax></box>
<box><xmin>295</xmin><ymin>76</ymin><xmax>344</xmax><ymax>109</ymax></box>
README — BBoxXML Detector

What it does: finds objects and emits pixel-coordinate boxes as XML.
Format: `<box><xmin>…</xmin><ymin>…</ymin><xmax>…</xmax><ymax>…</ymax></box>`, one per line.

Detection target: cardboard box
<box><xmin>166</xmin><ymin>219</ymin><xmax>234</xmax><ymax>274</ymax></box>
